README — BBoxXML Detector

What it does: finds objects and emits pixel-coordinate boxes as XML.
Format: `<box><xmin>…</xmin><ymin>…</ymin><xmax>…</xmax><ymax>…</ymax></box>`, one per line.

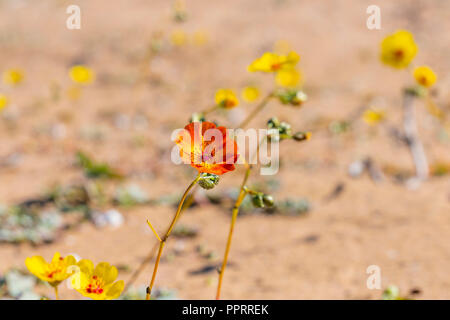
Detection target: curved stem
<box><xmin>146</xmin><ymin>173</ymin><xmax>201</xmax><ymax>300</ymax></box>
<box><xmin>216</xmin><ymin>166</ymin><xmax>251</xmax><ymax>300</ymax></box>
<box><xmin>216</xmin><ymin>135</ymin><xmax>266</xmax><ymax>299</ymax></box>
<box><xmin>124</xmin><ymin>187</ymin><xmax>198</xmax><ymax>293</ymax></box>
<box><xmin>238</xmin><ymin>92</ymin><xmax>274</xmax><ymax>128</ymax></box>
<box><xmin>202</xmin><ymin>104</ymin><xmax>220</xmax><ymax>116</ymax></box>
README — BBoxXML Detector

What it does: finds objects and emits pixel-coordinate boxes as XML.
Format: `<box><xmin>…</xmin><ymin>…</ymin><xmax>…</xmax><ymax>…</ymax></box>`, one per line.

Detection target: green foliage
<box><xmin>0</xmin><ymin>205</ymin><xmax>62</xmax><ymax>244</ymax></box>
<box><xmin>114</xmin><ymin>185</ymin><xmax>150</xmax><ymax>206</ymax></box>
<box><xmin>0</xmin><ymin>270</ymin><xmax>41</xmax><ymax>300</ymax></box>
<box><xmin>76</xmin><ymin>151</ymin><xmax>123</xmax><ymax>179</ymax></box>
<box><xmin>382</xmin><ymin>285</ymin><xmax>406</xmax><ymax>300</ymax></box>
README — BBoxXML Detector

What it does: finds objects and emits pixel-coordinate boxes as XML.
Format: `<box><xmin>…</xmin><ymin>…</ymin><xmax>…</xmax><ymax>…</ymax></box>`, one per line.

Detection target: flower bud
<box><xmin>190</xmin><ymin>112</ymin><xmax>205</xmax><ymax>123</ymax></box>
<box><xmin>293</xmin><ymin>90</ymin><xmax>308</xmax><ymax>105</ymax></box>
<box><xmin>251</xmin><ymin>193</ymin><xmax>274</xmax><ymax>208</ymax></box>
<box><xmin>267</xmin><ymin>118</ymin><xmax>292</xmax><ymax>141</ymax></box>
<box><xmin>251</xmin><ymin>193</ymin><xmax>265</xmax><ymax>208</ymax></box>
<box><xmin>198</xmin><ymin>173</ymin><xmax>220</xmax><ymax>190</ymax></box>
<box><xmin>262</xmin><ymin>194</ymin><xmax>274</xmax><ymax>207</ymax></box>
<box><xmin>267</xmin><ymin>117</ymin><xmax>281</xmax><ymax>129</ymax></box>
<box><xmin>293</xmin><ymin>131</ymin><xmax>311</xmax><ymax>142</ymax></box>
<box><xmin>279</xmin><ymin>122</ymin><xmax>291</xmax><ymax>136</ymax></box>
<box><xmin>277</xmin><ymin>89</ymin><xmax>307</xmax><ymax>106</ymax></box>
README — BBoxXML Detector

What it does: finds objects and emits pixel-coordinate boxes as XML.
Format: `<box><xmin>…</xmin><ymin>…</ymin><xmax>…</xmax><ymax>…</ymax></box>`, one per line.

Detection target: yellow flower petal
<box><xmin>363</xmin><ymin>108</ymin><xmax>385</xmax><ymax>125</ymax></box>
<box><xmin>69</xmin><ymin>65</ymin><xmax>95</xmax><ymax>85</ymax></box>
<box><xmin>25</xmin><ymin>256</ymin><xmax>47</xmax><ymax>278</ymax></box>
<box><xmin>413</xmin><ymin>66</ymin><xmax>437</xmax><ymax>88</ymax></box>
<box><xmin>26</xmin><ymin>253</ymin><xmax>76</xmax><ymax>286</ymax></box>
<box><xmin>73</xmin><ymin>260</ymin><xmax>124</xmax><ymax>300</ymax></box>
<box><xmin>3</xmin><ymin>69</ymin><xmax>24</xmax><ymax>86</ymax></box>
<box><xmin>275</xmin><ymin>69</ymin><xmax>302</xmax><ymax>88</ymax></box>
<box><xmin>248</xmin><ymin>51</ymin><xmax>300</xmax><ymax>73</ymax></box>
<box><xmin>0</xmin><ymin>93</ymin><xmax>9</xmax><ymax>111</ymax></box>
<box><xmin>105</xmin><ymin>280</ymin><xmax>124</xmax><ymax>300</ymax></box>
<box><xmin>241</xmin><ymin>86</ymin><xmax>260</xmax><ymax>102</ymax></box>
<box><xmin>94</xmin><ymin>262</ymin><xmax>118</xmax><ymax>285</ymax></box>
<box><xmin>215</xmin><ymin>89</ymin><xmax>239</xmax><ymax>109</ymax></box>
<box><xmin>171</xmin><ymin>30</ymin><xmax>187</xmax><ymax>46</ymax></box>
<box><xmin>380</xmin><ymin>30</ymin><xmax>418</xmax><ymax>69</ymax></box>
<box><xmin>77</xmin><ymin>259</ymin><xmax>95</xmax><ymax>275</ymax></box>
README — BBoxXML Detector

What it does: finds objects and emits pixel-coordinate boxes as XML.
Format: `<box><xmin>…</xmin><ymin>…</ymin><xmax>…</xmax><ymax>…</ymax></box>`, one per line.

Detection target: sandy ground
<box><xmin>0</xmin><ymin>0</ymin><xmax>450</xmax><ymax>299</ymax></box>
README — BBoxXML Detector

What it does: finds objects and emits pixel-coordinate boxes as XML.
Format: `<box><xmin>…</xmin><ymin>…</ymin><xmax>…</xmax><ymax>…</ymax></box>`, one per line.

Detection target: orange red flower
<box><xmin>175</xmin><ymin>122</ymin><xmax>238</xmax><ymax>175</ymax></box>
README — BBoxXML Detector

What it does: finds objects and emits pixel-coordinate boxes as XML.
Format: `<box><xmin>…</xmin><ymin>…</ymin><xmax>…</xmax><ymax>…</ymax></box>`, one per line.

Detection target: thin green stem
<box><xmin>238</xmin><ymin>92</ymin><xmax>274</xmax><ymax>128</ymax></box>
<box><xmin>145</xmin><ymin>173</ymin><xmax>202</xmax><ymax>300</ymax></box>
<box><xmin>124</xmin><ymin>188</ymin><xmax>198</xmax><ymax>293</ymax></box>
<box><xmin>54</xmin><ymin>286</ymin><xmax>59</xmax><ymax>300</ymax></box>
<box><xmin>202</xmin><ymin>104</ymin><xmax>220</xmax><ymax>116</ymax></box>
<box><xmin>216</xmin><ymin>166</ymin><xmax>251</xmax><ymax>300</ymax></box>
<box><xmin>216</xmin><ymin>136</ymin><xmax>266</xmax><ymax>299</ymax></box>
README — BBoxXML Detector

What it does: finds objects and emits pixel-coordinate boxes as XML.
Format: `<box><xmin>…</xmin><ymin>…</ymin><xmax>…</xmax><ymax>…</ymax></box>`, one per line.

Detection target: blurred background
<box><xmin>0</xmin><ymin>0</ymin><xmax>449</xmax><ymax>299</ymax></box>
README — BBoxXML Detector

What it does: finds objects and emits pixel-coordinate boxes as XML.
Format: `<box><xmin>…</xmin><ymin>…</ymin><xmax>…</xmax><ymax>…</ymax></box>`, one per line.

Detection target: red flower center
<box><xmin>86</xmin><ymin>275</ymin><xmax>104</xmax><ymax>294</ymax></box>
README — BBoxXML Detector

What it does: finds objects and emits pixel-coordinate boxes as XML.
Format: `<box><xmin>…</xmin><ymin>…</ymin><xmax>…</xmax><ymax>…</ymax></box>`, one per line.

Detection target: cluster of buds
<box><xmin>198</xmin><ymin>173</ymin><xmax>220</xmax><ymax>190</ymax></box>
<box><xmin>267</xmin><ymin>117</ymin><xmax>311</xmax><ymax>142</ymax></box>
<box><xmin>250</xmin><ymin>192</ymin><xmax>274</xmax><ymax>208</ymax></box>
<box><xmin>276</xmin><ymin>89</ymin><xmax>307</xmax><ymax>106</ymax></box>
<box><xmin>267</xmin><ymin>117</ymin><xmax>292</xmax><ymax>141</ymax></box>
<box><xmin>244</xmin><ymin>187</ymin><xmax>274</xmax><ymax>208</ymax></box>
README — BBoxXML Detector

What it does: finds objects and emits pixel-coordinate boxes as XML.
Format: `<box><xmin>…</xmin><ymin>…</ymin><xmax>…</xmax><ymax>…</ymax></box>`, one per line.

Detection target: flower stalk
<box><xmin>216</xmin><ymin>136</ymin><xmax>267</xmax><ymax>299</ymax></box>
<box><xmin>402</xmin><ymin>90</ymin><xmax>429</xmax><ymax>181</ymax></box>
<box><xmin>146</xmin><ymin>173</ymin><xmax>202</xmax><ymax>300</ymax></box>
<box><xmin>238</xmin><ymin>92</ymin><xmax>274</xmax><ymax>128</ymax></box>
<box><xmin>216</xmin><ymin>164</ymin><xmax>251</xmax><ymax>300</ymax></box>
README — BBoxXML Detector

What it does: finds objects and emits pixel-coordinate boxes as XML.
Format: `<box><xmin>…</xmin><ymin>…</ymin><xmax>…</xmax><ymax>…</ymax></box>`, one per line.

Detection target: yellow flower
<box><xmin>192</xmin><ymin>30</ymin><xmax>209</xmax><ymax>46</ymax></box>
<box><xmin>3</xmin><ymin>69</ymin><xmax>24</xmax><ymax>86</ymax></box>
<box><xmin>275</xmin><ymin>69</ymin><xmax>302</xmax><ymax>87</ymax></box>
<box><xmin>248</xmin><ymin>51</ymin><xmax>300</xmax><ymax>73</ymax></box>
<box><xmin>72</xmin><ymin>259</ymin><xmax>124</xmax><ymax>300</ymax></box>
<box><xmin>171</xmin><ymin>30</ymin><xmax>187</xmax><ymax>46</ymax></box>
<box><xmin>242</xmin><ymin>86</ymin><xmax>260</xmax><ymax>102</ymax></box>
<box><xmin>413</xmin><ymin>66</ymin><xmax>437</xmax><ymax>88</ymax></box>
<box><xmin>0</xmin><ymin>93</ymin><xmax>9</xmax><ymax>111</ymax></box>
<box><xmin>380</xmin><ymin>30</ymin><xmax>418</xmax><ymax>69</ymax></box>
<box><xmin>363</xmin><ymin>108</ymin><xmax>385</xmax><ymax>125</ymax></box>
<box><xmin>25</xmin><ymin>252</ymin><xmax>76</xmax><ymax>287</ymax></box>
<box><xmin>69</xmin><ymin>65</ymin><xmax>95</xmax><ymax>85</ymax></box>
<box><xmin>215</xmin><ymin>89</ymin><xmax>239</xmax><ymax>109</ymax></box>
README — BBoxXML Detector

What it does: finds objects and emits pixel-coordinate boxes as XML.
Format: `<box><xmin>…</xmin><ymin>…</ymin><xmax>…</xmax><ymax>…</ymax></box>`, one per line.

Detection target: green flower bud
<box><xmin>293</xmin><ymin>90</ymin><xmax>308</xmax><ymax>105</ymax></box>
<box><xmin>251</xmin><ymin>193</ymin><xmax>274</xmax><ymax>208</ymax></box>
<box><xmin>267</xmin><ymin>117</ymin><xmax>281</xmax><ymax>129</ymax></box>
<box><xmin>267</xmin><ymin>118</ymin><xmax>292</xmax><ymax>141</ymax></box>
<box><xmin>279</xmin><ymin>122</ymin><xmax>291</xmax><ymax>136</ymax></box>
<box><xmin>190</xmin><ymin>112</ymin><xmax>205</xmax><ymax>123</ymax></box>
<box><xmin>262</xmin><ymin>194</ymin><xmax>274</xmax><ymax>207</ymax></box>
<box><xmin>198</xmin><ymin>173</ymin><xmax>220</xmax><ymax>190</ymax></box>
<box><xmin>251</xmin><ymin>193</ymin><xmax>265</xmax><ymax>208</ymax></box>
<box><xmin>277</xmin><ymin>89</ymin><xmax>307</xmax><ymax>106</ymax></box>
